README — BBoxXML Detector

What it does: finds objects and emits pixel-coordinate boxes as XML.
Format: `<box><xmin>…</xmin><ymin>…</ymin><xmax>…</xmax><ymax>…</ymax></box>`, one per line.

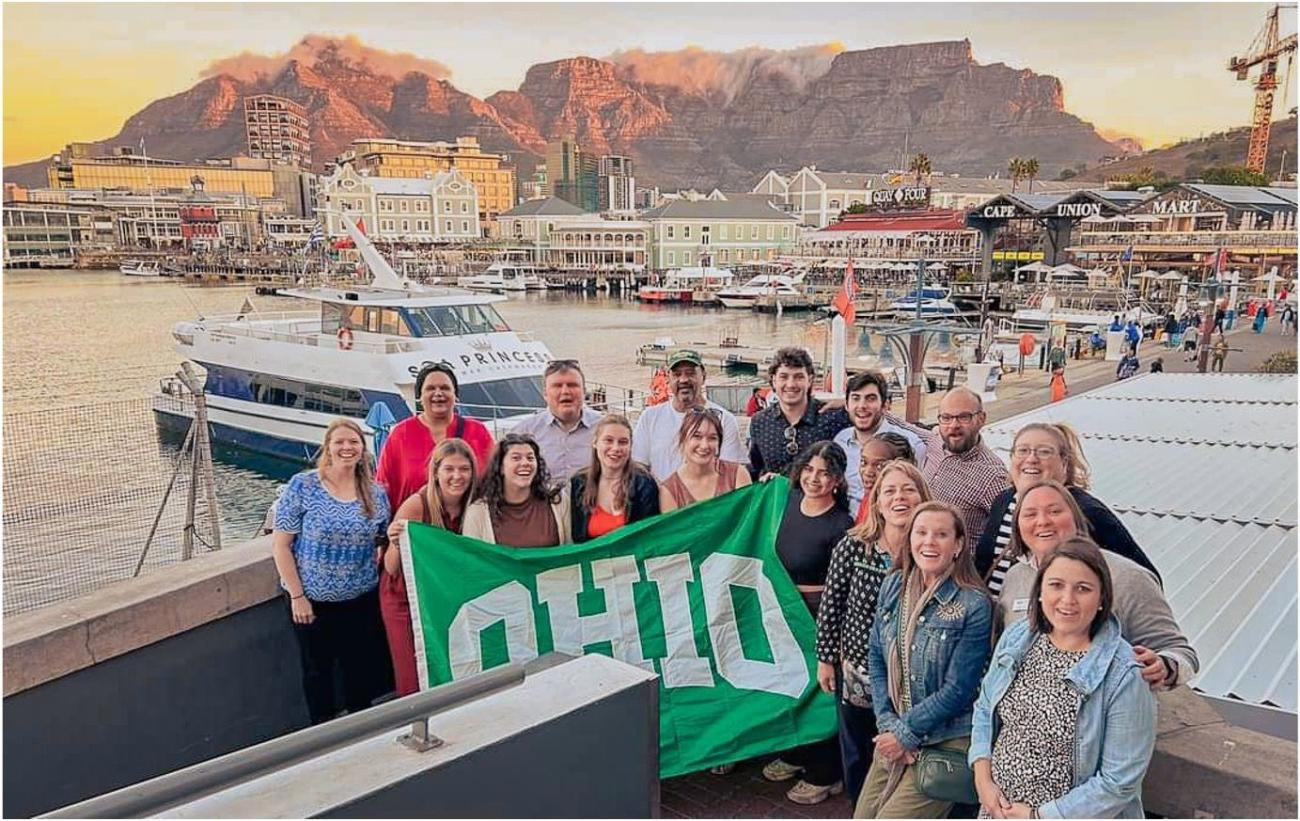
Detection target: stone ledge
<box><xmin>1146</xmin><ymin>687</ymin><xmax>1298</xmax><ymax>818</ymax></box>
<box><xmin>3</xmin><ymin>537</ymin><xmax>279</xmax><ymax>697</ymax></box>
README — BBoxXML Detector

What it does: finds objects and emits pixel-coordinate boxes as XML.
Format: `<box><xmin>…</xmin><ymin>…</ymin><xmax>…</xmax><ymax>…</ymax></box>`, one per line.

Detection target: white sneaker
<box><xmin>786</xmin><ymin>779</ymin><xmax>844</xmax><ymax>805</ymax></box>
<box><xmin>761</xmin><ymin>758</ymin><xmax>804</xmax><ymax>782</ymax></box>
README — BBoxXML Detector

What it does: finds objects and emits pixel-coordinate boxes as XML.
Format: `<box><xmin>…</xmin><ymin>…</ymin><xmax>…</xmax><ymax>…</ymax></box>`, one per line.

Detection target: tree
<box><xmin>1024</xmin><ymin>158</ymin><xmax>1040</xmax><ymax>193</ymax></box>
<box><xmin>1008</xmin><ymin>158</ymin><xmax>1024</xmax><ymax>192</ymax></box>
<box><xmin>843</xmin><ymin>202</ymin><xmax>870</xmax><ymax>215</ymax></box>
<box><xmin>1057</xmin><ymin>168</ymin><xmax>1078</xmax><ymax>181</ymax></box>
<box><xmin>908</xmin><ymin>153</ymin><xmax>932</xmax><ymax>185</ymax></box>
<box><xmin>1201</xmin><ymin>166</ymin><xmax>1270</xmax><ymax>186</ymax></box>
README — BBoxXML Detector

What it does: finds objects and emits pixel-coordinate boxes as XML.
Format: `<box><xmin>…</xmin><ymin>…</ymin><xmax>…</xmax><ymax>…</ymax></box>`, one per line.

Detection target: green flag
<box><xmin>402</xmin><ymin>477</ymin><xmax>837</xmax><ymax>777</ymax></box>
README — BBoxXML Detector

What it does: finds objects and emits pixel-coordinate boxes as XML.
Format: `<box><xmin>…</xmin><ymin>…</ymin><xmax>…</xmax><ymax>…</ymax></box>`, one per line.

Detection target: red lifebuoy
<box><xmin>337</xmin><ymin>326</ymin><xmax>354</xmax><ymax>350</ymax></box>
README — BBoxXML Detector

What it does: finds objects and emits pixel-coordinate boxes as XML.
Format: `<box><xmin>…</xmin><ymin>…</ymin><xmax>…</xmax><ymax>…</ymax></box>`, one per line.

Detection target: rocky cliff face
<box><xmin>10</xmin><ymin>37</ymin><xmax>1120</xmax><ymax>192</ymax></box>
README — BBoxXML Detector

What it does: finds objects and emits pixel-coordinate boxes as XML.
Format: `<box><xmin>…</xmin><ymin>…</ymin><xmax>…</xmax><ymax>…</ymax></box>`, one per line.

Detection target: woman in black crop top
<box><xmin>763</xmin><ymin>441</ymin><xmax>854</xmax><ymax>806</ymax></box>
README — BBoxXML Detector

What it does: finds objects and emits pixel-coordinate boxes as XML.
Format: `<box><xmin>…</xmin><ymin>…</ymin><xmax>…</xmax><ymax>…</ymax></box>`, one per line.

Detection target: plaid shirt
<box><xmin>920</xmin><ymin>431</ymin><xmax>1010</xmax><ymax>552</ymax></box>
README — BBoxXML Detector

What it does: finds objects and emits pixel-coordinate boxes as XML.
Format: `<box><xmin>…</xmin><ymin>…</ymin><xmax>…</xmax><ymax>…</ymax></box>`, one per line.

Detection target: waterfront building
<box><xmin>798</xmin><ymin>209</ymin><xmax>981</xmax><ymax>275</ymax></box>
<box><xmin>640</xmin><ymin>198</ymin><xmax>800</xmax><ymax>269</ymax></box>
<box><xmin>753</xmin><ymin>166</ymin><xmax>1084</xmax><ymax>228</ymax></box>
<box><xmin>498</xmin><ymin>197</ymin><xmax>590</xmax><ymax>261</ymax></box>
<box><xmin>1069</xmin><ymin>184</ymin><xmax>1297</xmax><ymax>279</ymax></box>
<box><xmin>48</xmin><ymin>143</ymin><xmax>278</xmax><ymax>198</ymax></box>
<box><xmin>2</xmin><ymin>201</ymin><xmax>98</xmax><ymax>266</ymax></box>
<box><xmin>335</xmin><ymin>137</ymin><xmax>515</xmax><ymax>228</ymax></box>
<box><xmin>546</xmin><ymin>138</ymin><xmax>599</xmax><ymax>213</ymax></box>
<box><xmin>262</xmin><ymin>215</ymin><xmax>319</xmax><ymax>248</ymax></box>
<box><xmin>598</xmin><ymin>155</ymin><xmax>636</xmax><ymax>213</ymax></box>
<box><xmin>544</xmin><ymin>219</ymin><xmax>650</xmax><ymax>272</ymax></box>
<box><xmin>317</xmin><ymin>163</ymin><xmax>481</xmax><ymax>244</ymax></box>
<box><xmin>27</xmin><ymin>186</ymin><xmax>276</xmax><ymax>250</ymax></box>
<box><xmin>243</xmin><ymin>95</ymin><xmax>312</xmax><ymax>168</ymax></box>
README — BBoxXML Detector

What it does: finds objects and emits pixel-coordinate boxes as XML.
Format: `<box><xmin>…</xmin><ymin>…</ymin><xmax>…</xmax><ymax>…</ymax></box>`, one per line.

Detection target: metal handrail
<box><xmin>43</xmin><ymin>663</ymin><xmax>527</xmax><ymax>819</ymax></box>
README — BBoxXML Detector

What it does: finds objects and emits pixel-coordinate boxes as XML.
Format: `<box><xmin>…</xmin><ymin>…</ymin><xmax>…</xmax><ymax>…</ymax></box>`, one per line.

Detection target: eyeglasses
<box><xmin>937</xmin><ymin>412</ymin><xmax>977</xmax><ymax>425</ymax></box>
<box><xmin>1012</xmin><ymin>445</ymin><xmax>1060</xmax><ymax>459</ymax></box>
<box><xmin>783</xmin><ymin>425</ymin><xmax>799</xmax><ymax>456</ymax></box>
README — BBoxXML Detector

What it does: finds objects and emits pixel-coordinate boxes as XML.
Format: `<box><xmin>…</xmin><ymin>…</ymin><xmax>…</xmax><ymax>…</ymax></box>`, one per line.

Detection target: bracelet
<box><xmin>290</xmin><ymin>593</ymin><xmax>306</xmax><ymax>601</ymax></box>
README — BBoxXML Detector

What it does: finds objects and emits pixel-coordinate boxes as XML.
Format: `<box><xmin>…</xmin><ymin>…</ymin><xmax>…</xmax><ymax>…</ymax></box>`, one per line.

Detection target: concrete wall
<box><xmin>3</xmin><ymin>539</ymin><xmax>306</xmax><ymax>818</ymax></box>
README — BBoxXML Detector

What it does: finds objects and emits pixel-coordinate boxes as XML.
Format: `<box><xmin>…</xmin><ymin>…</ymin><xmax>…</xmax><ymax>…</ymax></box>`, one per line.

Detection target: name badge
<box><xmin>1012</xmin><ymin>598</ymin><xmax>1030</xmax><ymax>613</ymax></box>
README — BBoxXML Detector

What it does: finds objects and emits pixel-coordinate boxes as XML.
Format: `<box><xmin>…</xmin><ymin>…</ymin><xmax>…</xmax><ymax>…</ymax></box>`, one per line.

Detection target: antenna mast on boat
<box><xmin>339</xmin><ymin>212</ymin><xmax>407</xmax><ymax>291</ymax></box>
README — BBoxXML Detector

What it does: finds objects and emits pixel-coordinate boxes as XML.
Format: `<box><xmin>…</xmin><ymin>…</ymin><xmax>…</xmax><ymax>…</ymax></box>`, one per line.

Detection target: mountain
<box><xmin>6</xmin><ymin>36</ymin><xmax>1126</xmax><ymax>192</ymax></box>
<box><xmin>1073</xmin><ymin>117</ymin><xmax>1298</xmax><ymax>182</ymax></box>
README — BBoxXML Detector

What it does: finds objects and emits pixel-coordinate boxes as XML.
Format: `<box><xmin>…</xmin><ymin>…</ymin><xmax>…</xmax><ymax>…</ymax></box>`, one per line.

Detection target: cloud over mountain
<box><xmin>606</xmin><ymin>43</ymin><xmax>843</xmax><ymax>102</ymax></box>
<box><xmin>200</xmin><ymin>34</ymin><xmax>453</xmax><ymax>84</ymax></box>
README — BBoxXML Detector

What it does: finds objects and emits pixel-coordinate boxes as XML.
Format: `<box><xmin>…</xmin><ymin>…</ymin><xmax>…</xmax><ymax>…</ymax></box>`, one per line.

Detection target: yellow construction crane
<box><xmin>1228</xmin><ymin>3</ymin><xmax>1298</xmax><ymax>174</ymax></box>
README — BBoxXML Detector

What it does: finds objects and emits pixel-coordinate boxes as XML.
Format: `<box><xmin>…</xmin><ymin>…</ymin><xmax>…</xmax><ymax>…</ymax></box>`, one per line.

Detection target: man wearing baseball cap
<box><xmin>632</xmin><ymin>349</ymin><xmax>746</xmax><ymax>481</ymax></box>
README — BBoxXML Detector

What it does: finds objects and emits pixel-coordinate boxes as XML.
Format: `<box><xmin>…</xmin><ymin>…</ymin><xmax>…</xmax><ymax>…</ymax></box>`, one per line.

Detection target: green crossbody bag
<box><xmin>914</xmin><ymin>746</ymin><xmax>978</xmax><ymax>804</ymax></box>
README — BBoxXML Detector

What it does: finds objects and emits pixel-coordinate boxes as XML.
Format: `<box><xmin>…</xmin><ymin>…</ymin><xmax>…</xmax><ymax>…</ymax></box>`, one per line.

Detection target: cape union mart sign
<box><xmin>401</xmin><ymin>479</ymin><xmax>837</xmax><ymax>776</ymax></box>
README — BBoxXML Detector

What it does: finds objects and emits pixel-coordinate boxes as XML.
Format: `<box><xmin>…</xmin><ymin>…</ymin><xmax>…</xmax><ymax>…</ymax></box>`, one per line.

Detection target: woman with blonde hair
<box><xmin>272</xmin><ymin>419</ymin><xmax>392</xmax><ymax>723</ymax></box>
<box><xmin>975</xmin><ymin>422</ymin><xmax>1158</xmax><ymax>599</ymax></box>
<box><xmin>855</xmin><ymin>500</ymin><xmax>993</xmax><ymax>819</ymax></box>
<box><xmin>570</xmin><ymin>414</ymin><xmax>660</xmax><ymax>542</ymax></box>
<box><xmin>381</xmin><ymin>438</ymin><xmax>479</xmax><ymax>696</ymax></box>
<box><xmin>816</xmin><ymin>461</ymin><xmax>931</xmax><ymax>804</ymax></box>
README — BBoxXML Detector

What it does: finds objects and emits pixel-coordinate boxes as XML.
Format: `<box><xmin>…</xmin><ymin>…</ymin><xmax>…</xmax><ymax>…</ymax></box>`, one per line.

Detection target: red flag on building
<box><xmin>1212</xmin><ymin>247</ymin><xmax>1228</xmax><ymax>275</ymax></box>
<box><xmin>831</xmin><ymin>259</ymin><xmax>858</xmax><ymax>325</ymax></box>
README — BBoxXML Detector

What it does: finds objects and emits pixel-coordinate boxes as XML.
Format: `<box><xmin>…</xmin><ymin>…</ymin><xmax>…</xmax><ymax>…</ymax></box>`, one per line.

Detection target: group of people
<box><xmin>270</xmin><ymin>345</ymin><xmax>1198</xmax><ymax>819</ymax></box>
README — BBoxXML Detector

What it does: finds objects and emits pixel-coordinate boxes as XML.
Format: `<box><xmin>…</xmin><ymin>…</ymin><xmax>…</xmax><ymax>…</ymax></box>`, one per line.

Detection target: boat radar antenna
<box><xmin>338</xmin><ymin>212</ymin><xmax>409</xmax><ymax>291</ymax></box>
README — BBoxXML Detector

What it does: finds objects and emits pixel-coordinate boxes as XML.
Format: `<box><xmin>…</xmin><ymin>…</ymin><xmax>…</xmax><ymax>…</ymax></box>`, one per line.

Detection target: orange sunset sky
<box><xmin>3</xmin><ymin>2</ymin><xmax>1295</xmax><ymax>167</ymax></box>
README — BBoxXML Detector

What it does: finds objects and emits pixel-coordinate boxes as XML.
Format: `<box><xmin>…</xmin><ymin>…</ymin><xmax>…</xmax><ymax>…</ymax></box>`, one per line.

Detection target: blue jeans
<box><xmin>836</xmin><ymin>668</ymin><xmax>878</xmax><ymax>804</ymax></box>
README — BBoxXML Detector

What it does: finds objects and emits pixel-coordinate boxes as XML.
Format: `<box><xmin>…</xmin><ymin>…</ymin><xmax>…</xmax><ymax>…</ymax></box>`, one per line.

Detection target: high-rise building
<box><xmin>48</xmin><ymin>144</ymin><xmax>278</xmax><ymax>198</ymax></box>
<box><xmin>545</xmin><ymin>138</ymin><xmax>599</xmax><ymax>212</ymax></box>
<box><xmin>334</xmin><ymin>136</ymin><xmax>516</xmax><ymax>227</ymax></box>
<box><xmin>598</xmin><ymin>155</ymin><xmax>635</xmax><ymax>213</ymax></box>
<box><xmin>244</xmin><ymin>95</ymin><xmax>312</xmax><ymax>167</ymax></box>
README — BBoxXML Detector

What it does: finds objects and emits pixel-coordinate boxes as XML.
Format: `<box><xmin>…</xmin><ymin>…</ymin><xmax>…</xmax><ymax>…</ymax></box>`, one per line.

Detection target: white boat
<box><xmin>154</xmin><ymin>214</ymin><xmax>556</xmax><ymax>463</ymax></box>
<box><xmin>1011</xmin><ymin>294</ymin><xmax>1156</xmax><ymax>333</ymax></box>
<box><xmin>890</xmin><ymin>286</ymin><xmax>960</xmax><ymax>318</ymax></box>
<box><xmin>638</xmin><ymin>264</ymin><xmax>734</xmax><ymax>304</ymax></box>
<box><xmin>716</xmin><ymin>272</ymin><xmax>807</xmax><ymax>309</ymax></box>
<box><xmin>120</xmin><ymin>259</ymin><xmax>163</xmax><ymax>277</ymax></box>
<box><xmin>457</xmin><ymin>253</ymin><xmax>546</xmax><ymax>292</ymax></box>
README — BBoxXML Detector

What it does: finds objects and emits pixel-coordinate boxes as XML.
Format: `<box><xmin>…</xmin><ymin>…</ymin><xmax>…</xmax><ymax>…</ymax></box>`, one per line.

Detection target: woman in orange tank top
<box><xmin>569</xmin><ymin>414</ymin><xmax>661</xmax><ymax>541</ymax></box>
<box><xmin>659</xmin><ymin>406</ymin><xmax>752</xmax><ymax>512</ymax></box>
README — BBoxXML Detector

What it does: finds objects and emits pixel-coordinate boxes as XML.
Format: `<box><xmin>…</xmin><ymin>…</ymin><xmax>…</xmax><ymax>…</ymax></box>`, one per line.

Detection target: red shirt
<box><xmin>375</xmin><ymin>414</ymin><xmax>494</xmax><ymax>515</ymax></box>
<box><xmin>587</xmin><ymin>505</ymin><xmax>628</xmax><ymax>539</ymax></box>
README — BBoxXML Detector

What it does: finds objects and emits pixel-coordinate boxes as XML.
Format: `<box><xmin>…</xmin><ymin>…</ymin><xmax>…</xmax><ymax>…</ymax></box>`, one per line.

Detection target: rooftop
<box><xmin>982</xmin><ymin>373</ymin><xmax>1298</xmax><ymax>722</ymax></box>
<box><xmin>641</xmin><ymin>199</ymin><xmax>799</xmax><ymax>221</ymax></box>
<box><xmin>499</xmin><ymin>197</ymin><xmax>587</xmax><ymax>217</ymax></box>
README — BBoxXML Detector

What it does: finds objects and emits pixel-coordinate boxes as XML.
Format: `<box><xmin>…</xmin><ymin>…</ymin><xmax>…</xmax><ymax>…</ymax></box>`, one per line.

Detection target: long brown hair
<box><xmin>580</xmin><ymin>414</ymin><xmax>647</xmax><ymax>512</ymax></box>
<box><xmin>1014</xmin><ymin>422</ymin><xmax>1091</xmax><ymax>489</ymax></box>
<box><xmin>423</xmin><ymin>438</ymin><xmax>479</xmax><ymax>528</ymax></box>
<box><xmin>316</xmin><ymin>418</ymin><xmax>378</xmax><ymax>518</ymax></box>
<box><xmin>675</xmin><ymin>406</ymin><xmax>724</xmax><ymax>453</ymax></box>
<box><xmin>894</xmin><ymin>500</ymin><xmax>986</xmax><ymax>593</ymax></box>
<box><xmin>1003</xmin><ymin>480</ymin><xmax>1091</xmax><ymax>569</ymax></box>
<box><xmin>480</xmin><ymin>433</ymin><xmax>561</xmax><ymax>519</ymax></box>
<box><xmin>1028</xmin><ymin>535</ymin><xmax>1115</xmax><ymax>638</ymax></box>
<box><xmin>850</xmin><ymin>460</ymin><xmax>931</xmax><ymax>543</ymax></box>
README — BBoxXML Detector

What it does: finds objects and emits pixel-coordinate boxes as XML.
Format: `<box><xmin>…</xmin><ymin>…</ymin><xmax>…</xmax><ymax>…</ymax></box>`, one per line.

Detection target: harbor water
<box><xmin>3</xmin><ymin>269</ymin><xmax>834</xmax><ymax>610</ymax></box>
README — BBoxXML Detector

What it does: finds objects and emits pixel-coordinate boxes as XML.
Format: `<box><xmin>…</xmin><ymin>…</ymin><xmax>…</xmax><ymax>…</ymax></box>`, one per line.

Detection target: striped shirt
<box><xmin>986</xmin><ymin>499</ymin><xmax>1017</xmax><ymax>599</ymax></box>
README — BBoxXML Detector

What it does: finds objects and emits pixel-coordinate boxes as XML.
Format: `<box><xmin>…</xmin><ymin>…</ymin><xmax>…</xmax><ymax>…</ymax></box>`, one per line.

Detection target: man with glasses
<box><xmin>632</xmin><ymin>349</ymin><xmax>745</xmax><ymax>481</ymax></box>
<box><xmin>513</xmin><ymin>359</ymin><xmax>603</xmax><ymax>481</ymax></box>
<box><xmin>920</xmin><ymin>387</ymin><xmax>1009</xmax><ymax>550</ymax></box>
<box><xmin>831</xmin><ymin>370</ymin><xmax>927</xmax><ymax>511</ymax></box>
<box><xmin>749</xmin><ymin>347</ymin><xmax>851</xmax><ymax>479</ymax></box>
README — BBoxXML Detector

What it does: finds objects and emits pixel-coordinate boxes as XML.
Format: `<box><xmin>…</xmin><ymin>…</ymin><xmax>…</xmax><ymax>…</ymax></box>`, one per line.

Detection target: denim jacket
<box><xmin>868</xmin><ymin>572</ymin><xmax>993</xmax><ymax>751</ymax></box>
<box><xmin>969</xmin><ymin>617</ymin><xmax>1157</xmax><ymax>819</ymax></box>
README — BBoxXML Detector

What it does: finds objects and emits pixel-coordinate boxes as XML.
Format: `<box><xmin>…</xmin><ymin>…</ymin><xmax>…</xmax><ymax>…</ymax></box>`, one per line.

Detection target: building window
<box><xmin>401</xmin><ymin>220</ymin><xmax>410</xmax><ymax>232</ymax></box>
<box><xmin>684</xmin><ymin>251</ymin><xmax>692</xmax><ymax>264</ymax></box>
<box><xmin>721</xmin><ymin>225</ymin><xmax>729</xmax><ymax>240</ymax></box>
<box><xmin>461</xmin><ymin>202</ymin><xmax>469</xmax><ymax>213</ymax></box>
<box><xmin>782</xmin><ymin>225</ymin><xmax>790</xmax><ymax>239</ymax></box>
<box><xmin>667</xmin><ymin>251</ymin><xmax>675</xmax><ymax>265</ymax></box>
<box><xmin>684</xmin><ymin>225</ymin><xmax>691</xmax><ymax>239</ymax></box>
<box><xmin>735</xmin><ymin>224</ymin><xmax>743</xmax><ymax>239</ymax></box>
<box><xmin>720</xmin><ymin>249</ymin><xmax>729</xmax><ymax>262</ymax></box>
<box><xmin>446</xmin><ymin>220</ymin><xmax>453</xmax><ymax>231</ymax></box>
<box><xmin>417</xmin><ymin>220</ymin><xmax>430</xmax><ymax>232</ymax></box>
<box><xmin>444</xmin><ymin>202</ymin><xmax>452</xmax><ymax>213</ymax></box>
<box><xmin>750</xmin><ymin>225</ymin><xmax>759</xmax><ymax>240</ymax></box>
<box><xmin>461</xmin><ymin>220</ymin><xmax>469</xmax><ymax>233</ymax></box>
<box><xmin>399</xmin><ymin>200</ymin><xmax>409</xmax><ymax>212</ymax></box>
<box><xmin>381</xmin><ymin>219</ymin><xmax>395</xmax><ymax>232</ymax></box>
<box><xmin>667</xmin><ymin>225</ymin><xmax>675</xmax><ymax>239</ymax></box>
<box><xmin>766</xmin><ymin>224</ymin><xmax>774</xmax><ymax>240</ymax></box>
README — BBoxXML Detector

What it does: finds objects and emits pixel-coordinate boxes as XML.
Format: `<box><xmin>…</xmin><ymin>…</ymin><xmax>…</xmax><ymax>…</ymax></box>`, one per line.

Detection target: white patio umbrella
<box><xmin>1051</xmin><ymin>262</ymin><xmax>1087</xmax><ymax>275</ymax></box>
<box><xmin>1135</xmin><ymin>269</ymin><xmax>1162</xmax><ymax>280</ymax></box>
<box><xmin>1014</xmin><ymin>261</ymin><xmax>1053</xmax><ymax>274</ymax></box>
<box><xmin>1158</xmin><ymin>270</ymin><xmax>1185</xmax><ymax>281</ymax></box>
<box><xmin>926</xmin><ymin>262</ymin><xmax>947</xmax><ymax>271</ymax></box>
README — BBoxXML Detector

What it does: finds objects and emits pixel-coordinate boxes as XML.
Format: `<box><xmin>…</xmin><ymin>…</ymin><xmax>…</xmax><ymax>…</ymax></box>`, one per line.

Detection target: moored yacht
<box><xmin>890</xmin><ymin>286</ymin><xmax>960</xmax><ymax>318</ymax></box>
<box><xmin>154</xmin><ymin>215</ymin><xmax>554</xmax><ymax>463</ymax></box>
<box><xmin>120</xmin><ymin>259</ymin><xmax>163</xmax><ymax>277</ymax></box>
<box><xmin>638</xmin><ymin>263</ymin><xmax>734</xmax><ymax>304</ymax></box>
<box><xmin>457</xmin><ymin>253</ymin><xmax>546</xmax><ymax>292</ymax></box>
<box><xmin>716</xmin><ymin>272</ymin><xmax>807</xmax><ymax>309</ymax></box>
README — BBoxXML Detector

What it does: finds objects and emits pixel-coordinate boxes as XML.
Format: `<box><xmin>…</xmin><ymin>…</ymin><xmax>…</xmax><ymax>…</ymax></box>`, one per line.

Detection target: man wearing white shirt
<box><xmin>832</xmin><ymin>370</ymin><xmax>927</xmax><ymax>511</ymax></box>
<box><xmin>512</xmin><ymin>359</ymin><xmax>604</xmax><ymax>481</ymax></box>
<box><xmin>632</xmin><ymin>349</ymin><xmax>745</xmax><ymax>481</ymax></box>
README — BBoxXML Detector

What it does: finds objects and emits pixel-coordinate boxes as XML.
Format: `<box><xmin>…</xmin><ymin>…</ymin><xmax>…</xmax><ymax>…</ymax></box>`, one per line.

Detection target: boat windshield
<box><xmin>406</xmin><ymin>303</ymin><xmax>510</xmax><ymax>337</ymax></box>
<box><xmin>457</xmin><ymin>375</ymin><xmax>546</xmax><ymax>420</ymax></box>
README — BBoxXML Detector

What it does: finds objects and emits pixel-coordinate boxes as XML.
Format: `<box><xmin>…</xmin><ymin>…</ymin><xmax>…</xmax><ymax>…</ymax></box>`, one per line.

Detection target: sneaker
<box><xmin>709</xmin><ymin>763</ymin><xmax>736</xmax><ymax>775</ymax></box>
<box><xmin>786</xmin><ymin>779</ymin><xmax>844</xmax><ymax>805</ymax></box>
<box><xmin>761</xmin><ymin>758</ymin><xmax>804</xmax><ymax>782</ymax></box>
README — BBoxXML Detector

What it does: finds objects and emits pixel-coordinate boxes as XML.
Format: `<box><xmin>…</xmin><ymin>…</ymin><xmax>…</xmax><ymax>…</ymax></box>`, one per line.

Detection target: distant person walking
<box><xmin>1115</xmin><ymin>351</ymin><xmax>1140</xmax><ymax>380</ymax></box>
<box><xmin>1049</xmin><ymin>366</ymin><xmax>1068</xmax><ymax>403</ymax></box>
<box><xmin>1211</xmin><ymin>334</ymin><xmax>1229</xmax><ymax>372</ymax></box>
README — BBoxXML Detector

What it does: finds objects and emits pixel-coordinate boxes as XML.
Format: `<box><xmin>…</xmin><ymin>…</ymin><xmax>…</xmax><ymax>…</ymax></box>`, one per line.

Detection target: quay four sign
<box><xmin>401</xmin><ymin>479</ymin><xmax>835</xmax><ymax>776</ymax></box>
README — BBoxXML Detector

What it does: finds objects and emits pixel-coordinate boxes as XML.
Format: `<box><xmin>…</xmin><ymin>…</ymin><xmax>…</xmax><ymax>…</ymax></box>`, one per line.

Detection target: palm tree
<box><xmin>1024</xmin><ymin>157</ymin><xmax>1040</xmax><ymax>193</ymax></box>
<box><xmin>1008</xmin><ymin>158</ymin><xmax>1024</xmax><ymax>192</ymax></box>
<box><xmin>909</xmin><ymin>153</ymin><xmax>932</xmax><ymax>185</ymax></box>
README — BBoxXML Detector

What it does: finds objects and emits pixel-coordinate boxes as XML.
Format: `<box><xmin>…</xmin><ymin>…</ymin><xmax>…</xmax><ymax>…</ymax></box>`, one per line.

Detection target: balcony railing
<box><xmin>1073</xmin><ymin>230</ymin><xmax>1297</xmax><ymax>250</ymax></box>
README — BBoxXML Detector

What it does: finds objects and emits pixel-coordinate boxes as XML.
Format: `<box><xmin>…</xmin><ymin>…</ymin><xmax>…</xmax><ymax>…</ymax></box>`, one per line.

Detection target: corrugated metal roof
<box><xmin>642</xmin><ymin>199</ymin><xmax>800</xmax><ymax>221</ymax></box>
<box><xmin>986</xmin><ymin>373</ymin><xmax>1297</xmax><ymax>717</ymax></box>
<box><xmin>499</xmin><ymin>197</ymin><xmax>586</xmax><ymax>217</ymax></box>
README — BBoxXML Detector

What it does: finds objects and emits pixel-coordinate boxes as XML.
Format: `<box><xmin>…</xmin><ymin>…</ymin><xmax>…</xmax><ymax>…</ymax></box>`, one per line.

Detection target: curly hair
<box><xmin>786</xmin><ymin>440</ymin><xmax>850</xmax><ymax>511</ymax></box>
<box><xmin>480</xmin><ymin>433</ymin><xmax>562</xmax><ymax>519</ymax></box>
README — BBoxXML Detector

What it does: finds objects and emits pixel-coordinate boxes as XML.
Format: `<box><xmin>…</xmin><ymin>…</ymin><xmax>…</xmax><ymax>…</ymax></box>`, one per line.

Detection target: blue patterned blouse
<box><xmin>274</xmin><ymin>470</ymin><xmax>389</xmax><ymax>602</ymax></box>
